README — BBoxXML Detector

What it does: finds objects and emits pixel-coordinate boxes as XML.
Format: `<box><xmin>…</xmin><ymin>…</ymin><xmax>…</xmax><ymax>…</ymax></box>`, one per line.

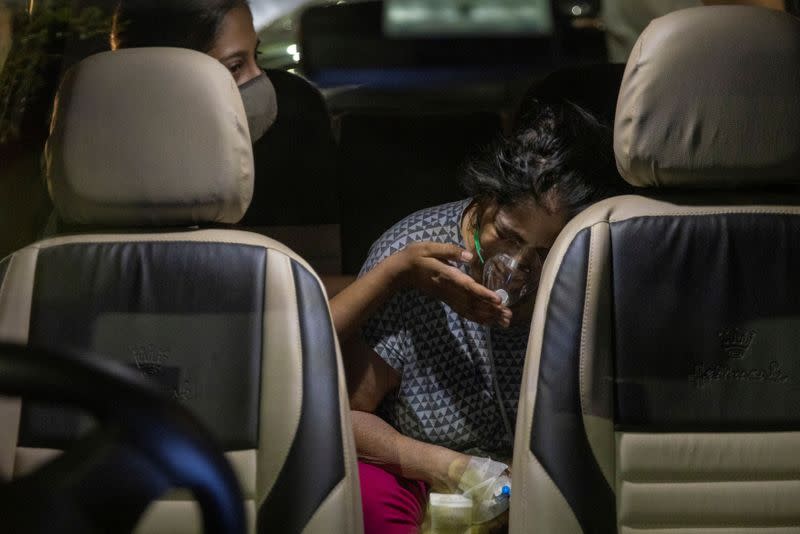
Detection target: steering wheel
<box><xmin>0</xmin><ymin>342</ymin><xmax>246</xmax><ymax>534</ymax></box>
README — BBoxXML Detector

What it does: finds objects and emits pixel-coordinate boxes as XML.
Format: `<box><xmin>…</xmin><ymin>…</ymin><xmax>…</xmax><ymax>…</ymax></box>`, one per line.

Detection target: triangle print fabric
<box><xmin>360</xmin><ymin>199</ymin><xmax>528</xmax><ymax>457</ymax></box>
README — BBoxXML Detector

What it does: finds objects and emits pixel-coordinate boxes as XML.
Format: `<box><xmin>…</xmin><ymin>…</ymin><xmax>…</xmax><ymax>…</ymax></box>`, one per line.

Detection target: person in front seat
<box><xmin>36</xmin><ymin>0</ymin><xmax>277</xmax><ymax>239</ymax></box>
<box><xmin>331</xmin><ymin>100</ymin><xmax>626</xmax><ymax>533</ymax></box>
<box><xmin>110</xmin><ymin>0</ymin><xmax>339</xmax><ymax>259</ymax></box>
<box><xmin>111</xmin><ymin>0</ymin><xmax>276</xmax><ymax>143</ymax></box>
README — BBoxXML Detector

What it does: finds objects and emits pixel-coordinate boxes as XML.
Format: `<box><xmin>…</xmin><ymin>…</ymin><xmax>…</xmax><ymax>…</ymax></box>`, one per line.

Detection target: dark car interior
<box><xmin>0</xmin><ymin>342</ymin><xmax>246</xmax><ymax>534</ymax></box>
<box><xmin>2</xmin><ymin>0</ymin><xmax>800</xmax><ymax>533</ymax></box>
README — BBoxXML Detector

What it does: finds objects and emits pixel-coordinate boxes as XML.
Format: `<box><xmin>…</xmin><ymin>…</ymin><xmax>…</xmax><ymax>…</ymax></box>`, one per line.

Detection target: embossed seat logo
<box><xmin>718</xmin><ymin>328</ymin><xmax>755</xmax><ymax>359</ymax></box>
<box><xmin>131</xmin><ymin>344</ymin><xmax>169</xmax><ymax>377</ymax></box>
<box><xmin>689</xmin><ymin>328</ymin><xmax>790</xmax><ymax>388</ymax></box>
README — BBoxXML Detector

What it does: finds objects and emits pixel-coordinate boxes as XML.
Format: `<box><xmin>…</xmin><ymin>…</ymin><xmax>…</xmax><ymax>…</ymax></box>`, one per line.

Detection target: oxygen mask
<box><xmin>475</xmin><ymin>228</ymin><xmax>543</xmax><ymax>306</ymax></box>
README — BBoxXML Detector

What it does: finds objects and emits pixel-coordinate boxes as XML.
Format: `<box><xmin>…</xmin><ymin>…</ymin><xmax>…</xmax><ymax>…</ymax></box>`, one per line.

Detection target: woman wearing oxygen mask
<box><xmin>332</xmin><ymin>100</ymin><xmax>626</xmax><ymax>533</ymax></box>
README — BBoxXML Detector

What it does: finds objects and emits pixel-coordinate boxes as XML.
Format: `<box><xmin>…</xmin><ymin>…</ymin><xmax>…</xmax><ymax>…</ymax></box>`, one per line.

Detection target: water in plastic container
<box><xmin>428</xmin><ymin>493</ymin><xmax>472</xmax><ymax>534</ymax></box>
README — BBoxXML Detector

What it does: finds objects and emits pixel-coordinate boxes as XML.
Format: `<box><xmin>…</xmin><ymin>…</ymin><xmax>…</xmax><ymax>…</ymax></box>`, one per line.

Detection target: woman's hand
<box><xmin>430</xmin><ymin>448</ymin><xmax>472</xmax><ymax>493</ymax></box>
<box><xmin>390</xmin><ymin>242</ymin><xmax>512</xmax><ymax>328</ymax></box>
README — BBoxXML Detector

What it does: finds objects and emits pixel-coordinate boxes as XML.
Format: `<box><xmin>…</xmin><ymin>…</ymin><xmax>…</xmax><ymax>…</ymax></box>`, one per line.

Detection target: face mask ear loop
<box><xmin>474</xmin><ymin>227</ymin><xmax>485</xmax><ymax>265</ymax></box>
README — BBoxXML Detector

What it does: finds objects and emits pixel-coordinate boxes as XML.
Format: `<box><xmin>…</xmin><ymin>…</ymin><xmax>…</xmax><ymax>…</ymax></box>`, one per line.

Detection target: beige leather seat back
<box><xmin>0</xmin><ymin>48</ymin><xmax>362</xmax><ymax>534</ymax></box>
<box><xmin>511</xmin><ymin>7</ymin><xmax>800</xmax><ymax>533</ymax></box>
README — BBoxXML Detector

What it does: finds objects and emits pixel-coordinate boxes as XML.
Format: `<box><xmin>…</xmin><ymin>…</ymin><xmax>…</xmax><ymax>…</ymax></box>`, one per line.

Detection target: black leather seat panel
<box><xmin>23</xmin><ymin>241</ymin><xmax>266</xmax><ymax>450</ymax></box>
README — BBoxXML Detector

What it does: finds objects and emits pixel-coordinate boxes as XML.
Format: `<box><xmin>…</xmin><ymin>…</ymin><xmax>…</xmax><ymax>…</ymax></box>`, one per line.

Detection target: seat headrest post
<box><xmin>614</xmin><ymin>6</ymin><xmax>800</xmax><ymax>189</ymax></box>
<box><xmin>46</xmin><ymin>48</ymin><xmax>254</xmax><ymax>227</ymax></box>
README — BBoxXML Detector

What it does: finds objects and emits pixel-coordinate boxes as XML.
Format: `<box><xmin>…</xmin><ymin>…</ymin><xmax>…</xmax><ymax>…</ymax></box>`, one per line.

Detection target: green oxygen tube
<box><xmin>473</xmin><ymin>227</ymin><xmax>485</xmax><ymax>265</ymax></box>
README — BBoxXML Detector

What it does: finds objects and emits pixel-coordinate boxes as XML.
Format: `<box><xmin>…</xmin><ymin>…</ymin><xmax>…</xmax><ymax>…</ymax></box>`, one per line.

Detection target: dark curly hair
<box><xmin>111</xmin><ymin>0</ymin><xmax>250</xmax><ymax>52</ymax></box>
<box><xmin>463</xmin><ymin>99</ymin><xmax>627</xmax><ymax>225</ymax></box>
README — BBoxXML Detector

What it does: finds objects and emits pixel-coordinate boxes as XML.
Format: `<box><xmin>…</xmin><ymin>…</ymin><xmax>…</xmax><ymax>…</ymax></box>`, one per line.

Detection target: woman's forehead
<box><xmin>497</xmin><ymin>199</ymin><xmax>567</xmax><ymax>246</ymax></box>
<box><xmin>208</xmin><ymin>5</ymin><xmax>256</xmax><ymax>59</ymax></box>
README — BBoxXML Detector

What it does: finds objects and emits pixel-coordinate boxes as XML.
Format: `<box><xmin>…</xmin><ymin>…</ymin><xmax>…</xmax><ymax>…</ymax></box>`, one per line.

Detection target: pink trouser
<box><xmin>358</xmin><ymin>461</ymin><xmax>429</xmax><ymax>534</ymax></box>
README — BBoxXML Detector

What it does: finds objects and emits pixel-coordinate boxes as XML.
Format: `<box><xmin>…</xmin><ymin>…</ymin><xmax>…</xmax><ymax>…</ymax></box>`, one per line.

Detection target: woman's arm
<box><xmin>331</xmin><ymin>242</ymin><xmax>510</xmax><ymax>343</ymax></box>
<box><xmin>352</xmin><ymin>410</ymin><xmax>470</xmax><ymax>491</ymax></box>
<box><xmin>345</xmin><ymin>338</ymin><xmax>470</xmax><ymax>490</ymax></box>
<box><xmin>329</xmin><ymin>251</ymin><xmax>406</xmax><ymax>344</ymax></box>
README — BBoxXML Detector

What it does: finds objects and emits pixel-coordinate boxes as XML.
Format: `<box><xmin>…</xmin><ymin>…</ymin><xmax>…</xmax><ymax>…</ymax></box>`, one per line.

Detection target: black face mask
<box><xmin>238</xmin><ymin>72</ymin><xmax>277</xmax><ymax>143</ymax></box>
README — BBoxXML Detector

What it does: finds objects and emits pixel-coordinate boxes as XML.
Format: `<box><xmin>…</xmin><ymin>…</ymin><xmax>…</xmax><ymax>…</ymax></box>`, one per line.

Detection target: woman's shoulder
<box><xmin>361</xmin><ymin>199</ymin><xmax>471</xmax><ymax>273</ymax></box>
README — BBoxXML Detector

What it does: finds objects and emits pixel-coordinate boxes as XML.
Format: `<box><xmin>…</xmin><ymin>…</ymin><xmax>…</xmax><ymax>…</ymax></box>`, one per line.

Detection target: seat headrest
<box><xmin>614</xmin><ymin>6</ymin><xmax>800</xmax><ymax>188</ymax></box>
<box><xmin>46</xmin><ymin>48</ymin><xmax>254</xmax><ymax>226</ymax></box>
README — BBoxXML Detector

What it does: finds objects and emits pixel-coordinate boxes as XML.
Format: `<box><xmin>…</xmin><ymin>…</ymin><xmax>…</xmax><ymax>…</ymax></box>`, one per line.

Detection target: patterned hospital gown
<box><xmin>360</xmin><ymin>199</ymin><xmax>529</xmax><ymax>458</ymax></box>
